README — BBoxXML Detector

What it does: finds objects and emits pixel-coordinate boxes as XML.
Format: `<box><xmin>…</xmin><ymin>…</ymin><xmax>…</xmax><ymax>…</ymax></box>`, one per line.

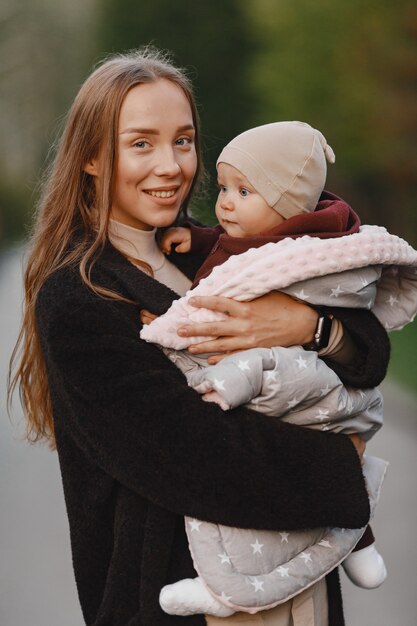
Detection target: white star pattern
<box><xmin>294</xmin><ymin>289</ymin><xmax>309</xmax><ymax>300</ymax></box>
<box><xmin>250</xmin><ymin>578</ymin><xmax>265</xmax><ymax>592</ymax></box>
<box><xmin>221</xmin><ymin>592</ymin><xmax>232</xmax><ymax>602</ymax></box>
<box><xmin>367</xmin><ymin>300</ymin><xmax>373</xmax><ymax>309</ymax></box>
<box><xmin>266</xmin><ymin>370</ymin><xmax>278</xmax><ymax>382</ymax></box>
<box><xmin>276</xmin><ymin>566</ymin><xmax>290</xmax><ymax>578</ymax></box>
<box><xmin>360</xmin><ymin>277</ymin><xmax>369</xmax><ymax>287</ymax></box>
<box><xmin>188</xmin><ymin>519</ymin><xmax>202</xmax><ymax>532</ymax></box>
<box><xmin>280</xmin><ymin>532</ymin><xmax>289</xmax><ymax>543</ymax></box>
<box><xmin>330</xmin><ymin>285</ymin><xmax>344</xmax><ymax>298</ymax></box>
<box><xmin>213</xmin><ymin>379</ymin><xmax>226</xmax><ymax>391</ymax></box>
<box><xmin>287</xmin><ymin>397</ymin><xmax>299</xmax><ymax>409</ymax></box>
<box><xmin>359</xmin><ymin>390</ymin><xmax>366</xmax><ymax>398</ymax></box>
<box><xmin>296</xmin><ymin>355</ymin><xmax>308</xmax><ymax>369</ymax></box>
<box><xmin>238</xmin><ymin>360</ymin><xmax>250</xmax><ymax>371</ymax></box>
<box><xmin>318</xmin><ymin>539</ymin><xmax>332</xmax><ymax>548</ymax></box>
<box><xmin>218</xmin><ymin>552</ymin><xmax>231</xmax><ymax>565</ymax></box>
<box><xmin>314</xmin><ymin>409</ymin><xmax>329</xmax><ymax>421</ymax></box>
<box><xmin>250</xmin><ymin>539</ymin><xmax>264</xmax><ymax>555</ymax></box>
<box><xmin>299</xmin><ymin>552</ymin><xmax>312</xmax><ymax>563</ymax></box>
<box><xmin>387</xmin><ymin>295</ymin><xmax>399</xmax><ymax>306</ymax></box>
<box><xmin>320</xmin><ymin>385</ymin><xmax>331</xmax><ymax>397</ymax></box>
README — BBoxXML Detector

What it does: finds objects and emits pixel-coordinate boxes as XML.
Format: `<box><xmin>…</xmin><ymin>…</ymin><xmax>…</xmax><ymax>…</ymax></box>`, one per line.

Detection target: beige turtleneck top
<box><xmin>108</xmin><ymin>219</ymin><xmax>191</xmax><ymax>296</ymax></box>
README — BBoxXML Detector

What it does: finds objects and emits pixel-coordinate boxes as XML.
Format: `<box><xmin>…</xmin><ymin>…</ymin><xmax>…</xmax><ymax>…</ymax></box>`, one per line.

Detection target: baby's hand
<box><xmin>140</xmin><ymin>309</ymin><xmax>159</xmax><ymax>325</ymax></box>
<box><xmin>161</xmin><ymin>227</ymin><xmax>192</xmax><ymax>254</ymax></box>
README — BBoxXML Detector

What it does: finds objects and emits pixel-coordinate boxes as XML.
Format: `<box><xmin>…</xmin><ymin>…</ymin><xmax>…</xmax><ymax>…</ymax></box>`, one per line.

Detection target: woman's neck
<box><xmin>108</xmin><ymin>219</ymin><xmax>192</xmax><ymax>295</ymax></box>
<box><xmin>108</xmin><ymin>219</ymin><xmax>165</xmax><ymax>271</ymax></box>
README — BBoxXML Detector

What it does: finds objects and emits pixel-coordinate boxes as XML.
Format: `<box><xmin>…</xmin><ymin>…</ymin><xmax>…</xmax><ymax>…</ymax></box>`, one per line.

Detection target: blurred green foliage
<box><xmin>388</xmin><ymin>320</ymin><xmax>417</xmax><ymax>394</ymax></box>
<box><xmin>0</xmin><ymin>179</ymin><xmax>32</xmax><ymax>245</ymax></box>
<box><xmin>244</xmin><ymin>0</ymin><xmax>417</xmax><ymax>245</ymax></box>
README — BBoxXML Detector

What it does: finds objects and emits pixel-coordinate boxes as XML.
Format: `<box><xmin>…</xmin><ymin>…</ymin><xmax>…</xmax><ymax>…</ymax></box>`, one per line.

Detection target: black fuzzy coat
<box><xmin>35</xmin><ymin>242</ymin><xmax>390</xmax><ymax>626</ymax></box>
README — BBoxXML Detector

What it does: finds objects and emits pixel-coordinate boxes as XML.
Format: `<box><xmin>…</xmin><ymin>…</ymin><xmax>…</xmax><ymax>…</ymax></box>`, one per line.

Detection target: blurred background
<box><xmin>1</xmin><ymin>1</ymin><xmax>416</xmax><ymax>624</ymax></box>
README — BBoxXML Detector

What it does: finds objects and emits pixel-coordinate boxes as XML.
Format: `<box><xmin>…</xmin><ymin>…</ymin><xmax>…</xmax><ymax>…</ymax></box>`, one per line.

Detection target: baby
<box><xmin>142</xmin><ymin>122</ymin><xmax>392</xmax><ymax>617</ymax></box>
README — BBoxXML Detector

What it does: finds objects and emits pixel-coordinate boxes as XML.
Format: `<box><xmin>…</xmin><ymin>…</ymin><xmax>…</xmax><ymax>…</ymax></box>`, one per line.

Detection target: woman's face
<box><xmin>111</xmin><ymin>79</ymin><xmax>197</xmax><ymax>230</ymax></box>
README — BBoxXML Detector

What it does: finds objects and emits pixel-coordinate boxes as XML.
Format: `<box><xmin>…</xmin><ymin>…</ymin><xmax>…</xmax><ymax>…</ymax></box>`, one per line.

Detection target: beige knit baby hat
<box><xmin>216</xmin><ymin>121</ymin><xmax>336</xmax><ymax>219</ymax></box>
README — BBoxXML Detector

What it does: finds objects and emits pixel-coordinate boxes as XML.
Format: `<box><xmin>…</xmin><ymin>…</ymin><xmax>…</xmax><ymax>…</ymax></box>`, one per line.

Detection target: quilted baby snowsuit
<box><xmin>140</xmin><ymin>226</ymin><xmax>417</xmax><ymax>613</ymax></box>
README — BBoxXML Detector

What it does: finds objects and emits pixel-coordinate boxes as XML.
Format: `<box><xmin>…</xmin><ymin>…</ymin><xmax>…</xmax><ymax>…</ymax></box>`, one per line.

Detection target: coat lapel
<box><xmin>95</xmin><ymin>241</ymin><xmax>185</xmax><ymax>316</ymax></box>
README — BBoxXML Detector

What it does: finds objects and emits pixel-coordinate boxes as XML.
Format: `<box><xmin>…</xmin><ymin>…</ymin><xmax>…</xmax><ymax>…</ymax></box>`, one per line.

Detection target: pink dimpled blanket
<box><xmin>140</xmin><ymin>225</ymin><xmax>417</xmax><ymax>349</ymax></box>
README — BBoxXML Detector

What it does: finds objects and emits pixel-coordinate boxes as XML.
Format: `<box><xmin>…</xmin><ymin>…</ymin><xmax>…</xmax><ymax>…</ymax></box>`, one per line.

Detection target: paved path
<box><xmin>1</xmin><ymin>249</ymin><xmax>416</xmax><ymax>626</ymax></box>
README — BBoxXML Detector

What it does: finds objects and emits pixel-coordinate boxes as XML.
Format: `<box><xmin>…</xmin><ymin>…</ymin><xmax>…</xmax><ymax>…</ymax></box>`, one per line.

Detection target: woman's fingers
<box><xmin>189</xmin><ymin>296</ymin><xmax>250</xmax><ymax>318</ymax></box>
<box><xmin>348</xmin><ymin>434</ymin><xmax>366</xmax><ymax>465</ymax></box>
<box><xmin>140</xmin><ymin>309</ymin><xmax>158</xmax><ymax>325</ymax></box>
<box><xmin>178</xmin><ymin>318</ymin><xmax>250</xmax><ymax>338</ymax></box>
<box><xmin>188</xmin><ymin>334</ymin><xmax>253</xmax><ymax>355</ymax></box>
<box><xmin>206</xmin><ymin>350</ymin><xmax>240</xmax><ymax>364</ymax></box>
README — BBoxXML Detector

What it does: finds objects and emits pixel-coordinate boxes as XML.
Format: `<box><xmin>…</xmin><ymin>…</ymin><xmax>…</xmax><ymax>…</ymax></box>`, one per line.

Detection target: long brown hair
<box><xmin>8</xmin><ymin>47</ymin><xmax>204</xmax><ymax>446</ymax></box>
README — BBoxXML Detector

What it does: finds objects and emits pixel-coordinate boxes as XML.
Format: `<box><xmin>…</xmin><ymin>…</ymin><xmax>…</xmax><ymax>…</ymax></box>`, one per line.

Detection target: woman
<box><xmin>10</xmin><ymin>48</ymin><xmax>389</xmax><ymax>626</ymax></box>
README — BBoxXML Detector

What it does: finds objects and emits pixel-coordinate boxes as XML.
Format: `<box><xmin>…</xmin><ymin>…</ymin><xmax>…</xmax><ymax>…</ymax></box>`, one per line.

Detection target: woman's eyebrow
<box><xmin>120</xmin><ymin>124</ymin><xmax>195</xmax><ymax>135</ymax></box>
<box><xmin>176</xmin><ymin>124</ymin><xmax>195</xmax><ymax>132</ymax></box>
<box><xmin>120</xmin><ymin>127</ymin><xmax>159</xmax><ymax>135</ymax></box>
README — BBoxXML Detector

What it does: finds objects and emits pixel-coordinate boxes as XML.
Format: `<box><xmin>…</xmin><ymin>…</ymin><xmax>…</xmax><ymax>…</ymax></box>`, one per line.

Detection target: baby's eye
<box><xmin>240</xmin><ymin>188</ymin><xmax>250</xmax><ymax>197</ymax></box>
<box><xmin>218</xmin><ymin>185</ymin><xmax>227</xmax><ymax>193</ymax></box>
<box><xmin>133</xmin><ymin>140</ymin><xmax>150</xmax><ymax>149</ymax></box>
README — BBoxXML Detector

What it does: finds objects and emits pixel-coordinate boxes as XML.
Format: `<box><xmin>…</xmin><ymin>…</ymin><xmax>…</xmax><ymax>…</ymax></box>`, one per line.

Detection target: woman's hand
<box><xmin>140</xmin><ymin>310</ymin><xmax>158</xmax><ymax>325</ymax></box>
<box><xmin>178</xmin><ymin>291</ymin><xmax>318</xmax><ymax>364</ymax></box>
<box><xmin>348</xmin><ymin>434</ymin><xmax>366</xmax><ymax>465</ymax></box>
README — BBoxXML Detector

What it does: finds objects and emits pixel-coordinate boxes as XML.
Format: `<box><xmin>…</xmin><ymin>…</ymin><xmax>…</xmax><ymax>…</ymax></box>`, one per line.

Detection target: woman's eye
<box><xmin>240</xmin><ymin>188</ymin><xmax>250</xmax><ymax>197</ymax></box>
<box><xmin>133</xmin><ymin>140</ymin><xmax>149</xmax><ymax>149</ymax></box>
<box><xmin>176</xmin><ymin>136</ymin><xmax>193</xmax><ymax>147</ymax></box>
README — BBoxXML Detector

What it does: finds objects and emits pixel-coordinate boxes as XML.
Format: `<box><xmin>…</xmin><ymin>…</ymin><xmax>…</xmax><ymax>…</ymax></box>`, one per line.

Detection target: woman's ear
<box><xmin>84</xmin><ymin>159</ymin><xmax>100</xmax><ymax>177</ymax></box>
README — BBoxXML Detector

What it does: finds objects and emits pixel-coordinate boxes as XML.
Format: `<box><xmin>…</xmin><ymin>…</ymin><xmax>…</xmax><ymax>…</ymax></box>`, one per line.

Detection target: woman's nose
<box><xmin>153</xmin><ymin>147</ymin><xmax>181</xmax><ymax>177</ymax></box>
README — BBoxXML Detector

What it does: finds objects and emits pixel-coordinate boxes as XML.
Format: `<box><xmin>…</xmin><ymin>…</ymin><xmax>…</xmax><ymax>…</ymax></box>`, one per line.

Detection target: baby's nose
<box><xmin>221</xmin><ymin>195</ymin><xmax>234</xmax><ymax>210</ymax></box>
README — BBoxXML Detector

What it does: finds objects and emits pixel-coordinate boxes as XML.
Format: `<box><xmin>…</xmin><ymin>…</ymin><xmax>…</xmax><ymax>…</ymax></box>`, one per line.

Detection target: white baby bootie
<box><xmin>160</xmin><ymin>576</ymin><xmax>235</xmax><ymax>617</ymax></box>
<box><xmin>342</xmin><ymin>543</ymin><xmax>387</xmax><ymax>589</ymax></box>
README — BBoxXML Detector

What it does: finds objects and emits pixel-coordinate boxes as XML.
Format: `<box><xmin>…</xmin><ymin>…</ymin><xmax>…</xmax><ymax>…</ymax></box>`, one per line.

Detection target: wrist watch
<box><xmin>303</xmin><ymin>312</ymin><xmax>334</xmax><ymax>351</ymax></box>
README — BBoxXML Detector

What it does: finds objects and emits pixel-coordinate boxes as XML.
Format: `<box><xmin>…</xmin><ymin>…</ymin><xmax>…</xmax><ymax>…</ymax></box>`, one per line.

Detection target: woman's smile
<box><xmin>143</xmin><ymin>185</ymin><xmax>181</xmax><ymax>203</ymax></box>
<box><xmin>145</xmin><ymin>188</ymin><xmax>177</xmax><ymax>199</ymax></box>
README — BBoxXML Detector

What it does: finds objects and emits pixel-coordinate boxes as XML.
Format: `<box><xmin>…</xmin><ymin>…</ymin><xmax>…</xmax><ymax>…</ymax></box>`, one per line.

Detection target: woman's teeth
<box><xmin>147</xmin><ymin>189</ymin><xmax>176</xmax><ymax>198</ymax></box>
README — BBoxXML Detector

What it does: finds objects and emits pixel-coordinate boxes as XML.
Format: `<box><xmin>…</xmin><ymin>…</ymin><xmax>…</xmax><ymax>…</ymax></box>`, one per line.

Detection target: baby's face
<box><xmin>215</xmin><ymin>163</ymin><xmax>285</xmax><ymax>237</ymax></box>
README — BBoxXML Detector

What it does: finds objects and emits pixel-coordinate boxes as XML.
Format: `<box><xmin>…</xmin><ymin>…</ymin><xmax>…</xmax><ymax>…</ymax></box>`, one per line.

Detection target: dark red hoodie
<box><xmin>188</xmin><ymin>191</ymin><xmax>360</xmax><ymax>288</ymax></box>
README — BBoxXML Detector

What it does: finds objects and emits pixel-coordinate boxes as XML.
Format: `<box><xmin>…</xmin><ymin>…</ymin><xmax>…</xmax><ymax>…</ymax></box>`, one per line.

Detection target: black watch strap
<box><xmin>304</xmin><ymin>313</ymin><xmax>334</xmax><ymax>351</ymax></box>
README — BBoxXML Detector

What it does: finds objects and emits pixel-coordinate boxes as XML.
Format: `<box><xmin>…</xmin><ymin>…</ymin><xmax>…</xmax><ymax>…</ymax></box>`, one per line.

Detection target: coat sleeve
<box><xmin>36</xmin><ymin>273</ymin><xmax>371</xmax><ymax>533</ymax></box>
<box><xmin>323</xmin><ymin>306</ymin><xmax>391</xmax><ymax>388</ymax></box>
